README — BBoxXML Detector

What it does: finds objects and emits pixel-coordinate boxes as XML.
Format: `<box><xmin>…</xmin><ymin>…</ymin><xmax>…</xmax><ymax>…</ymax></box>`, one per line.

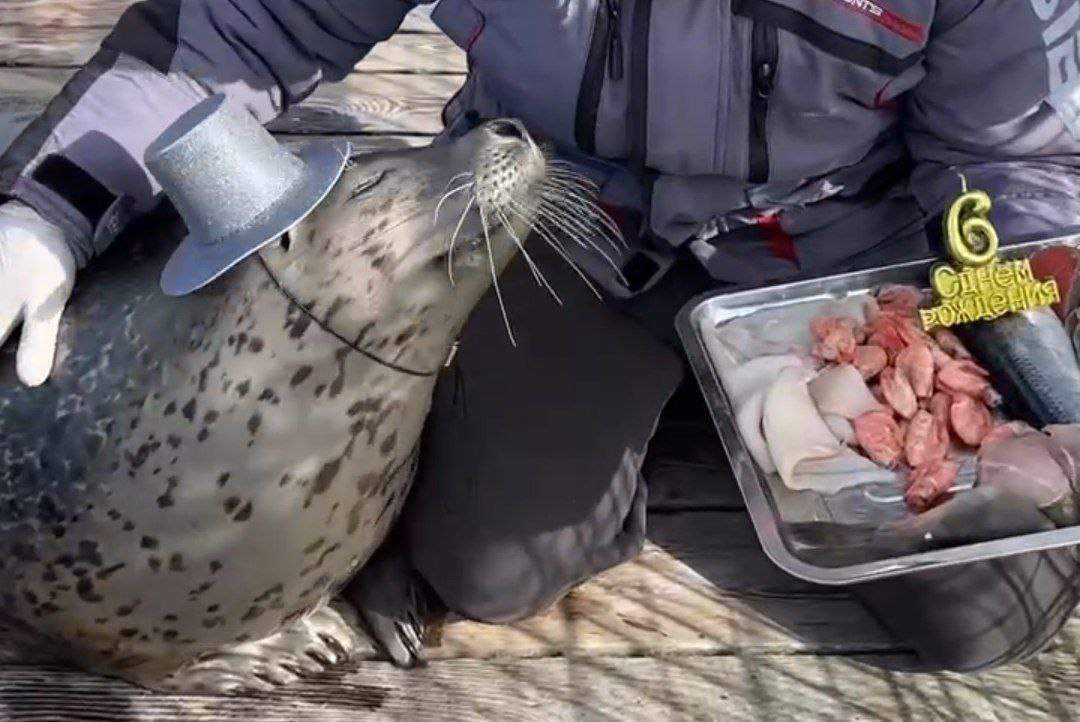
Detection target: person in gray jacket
<box><xmin>4</xmin><ymin>0</ymin><xmax>1080</xmax><ymax>665</ymax></box>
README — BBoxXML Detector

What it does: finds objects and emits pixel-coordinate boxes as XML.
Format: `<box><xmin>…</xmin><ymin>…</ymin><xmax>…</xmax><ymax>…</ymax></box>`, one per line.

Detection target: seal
<box><xmin>0</xmin><ymin>119</ymin><xmax>612</xmax><ymax>692</ymax></box>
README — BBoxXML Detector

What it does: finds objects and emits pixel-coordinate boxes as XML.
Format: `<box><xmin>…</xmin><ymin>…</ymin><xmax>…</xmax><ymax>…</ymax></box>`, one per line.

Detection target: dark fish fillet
<box><xmin>956</xmin><ymin>308</ymin><xmax>1080</xmax><ymax>426</ymax></box>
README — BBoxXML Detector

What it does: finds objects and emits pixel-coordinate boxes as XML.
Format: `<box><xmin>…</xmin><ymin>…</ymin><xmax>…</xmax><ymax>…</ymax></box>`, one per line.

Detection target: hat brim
<box><xmin>160</xmin><ymin>138</ymin><xmax>350</xmax><ymax>296</ymax></box>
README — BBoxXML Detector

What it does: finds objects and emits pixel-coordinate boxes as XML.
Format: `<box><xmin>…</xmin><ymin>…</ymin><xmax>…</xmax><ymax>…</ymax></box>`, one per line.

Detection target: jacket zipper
<box><xmin>574</xmin><ymin>0</ymin><xmax>624</xmax><ymax>155</ymax></box>
<box><xmin>627</xmin><ymin>0</ymin><xmax>652</xmax><ymax>174</ymax></box>
<box><xmin>748</xmin><ymin>20</ymin><xmax>778</xmax><ymax>183</ymax></box>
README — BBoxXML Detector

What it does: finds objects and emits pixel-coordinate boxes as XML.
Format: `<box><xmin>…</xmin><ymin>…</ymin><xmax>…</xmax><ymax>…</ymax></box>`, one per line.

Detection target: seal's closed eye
<box><xmin>348</xmin><ymin>170</ymin><xmax>388</xmax><ymax>202</ymax></box>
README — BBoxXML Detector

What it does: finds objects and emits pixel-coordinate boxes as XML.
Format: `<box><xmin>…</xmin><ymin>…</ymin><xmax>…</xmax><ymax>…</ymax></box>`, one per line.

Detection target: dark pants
<box><xmin>401</xmin><ymin>244</ymin><xmax>716</xmax><ymax>622</ymax></box>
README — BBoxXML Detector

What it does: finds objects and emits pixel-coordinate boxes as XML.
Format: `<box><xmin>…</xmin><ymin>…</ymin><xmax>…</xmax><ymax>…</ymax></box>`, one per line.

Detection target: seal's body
<box><xmin>0</xmin><ymin>121</ymin><xmax>551</xmax><ymax>690</ymax></box>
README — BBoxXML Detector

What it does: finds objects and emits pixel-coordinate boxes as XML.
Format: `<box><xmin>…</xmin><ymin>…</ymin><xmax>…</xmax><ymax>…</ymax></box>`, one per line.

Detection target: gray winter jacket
<box><xmin>4</xmin><ymin>0</ymin><xmax>1080</xmax><ymax>292</ymax></box>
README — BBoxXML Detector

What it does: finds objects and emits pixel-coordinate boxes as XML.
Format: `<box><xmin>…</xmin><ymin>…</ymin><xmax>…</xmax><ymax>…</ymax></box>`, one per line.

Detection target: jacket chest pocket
<box><xmin>731</xmin><ymin>0</ymin><xmax>930</xmax><ymax>181</ymax></box>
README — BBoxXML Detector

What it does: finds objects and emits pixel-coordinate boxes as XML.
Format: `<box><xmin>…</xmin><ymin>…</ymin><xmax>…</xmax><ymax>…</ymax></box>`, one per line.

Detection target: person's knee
<box><xmin>415</xmin><ymin>538</ymin><xmax>567</xmax><ymax>623</ymax></box>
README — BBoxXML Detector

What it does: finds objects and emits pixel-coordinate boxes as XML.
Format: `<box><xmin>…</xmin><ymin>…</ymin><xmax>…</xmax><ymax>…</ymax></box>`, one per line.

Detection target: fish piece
<box><xmin>763</xmin><ymin>366</ymin><xmax>842</xmax><ymax>487</ymax></box>
<box><xmin>935</xmin><ymin>358</ymin><xmax>990</xmax><ymax>398</ymax></box>
<box><xmin>931</xmin><ymin>327</ymin><xmax>971</xmax><ymax>360</ymax></box>
<box><xmin>853</xmin><ymin>410</ymin><xmax>903</xmax><ymax>468</ymax></box>
<box><xmin>1045</xmin><ymin>424</ymin><xmax>1080</xmax><ymax>482</ymax></box>
<box><xmin>1030</xmin><ymin>245</ymin><xmax>1080</xmax><ymax>321</ymax></box>
<box><xmin>877</xmin><ymin>284</ymin><xmax>924</xmax><ymax>316</ymax></box>
<box><xmin>905</xmin><ymin>409</ymin><xmax>948</xmax><ymax>467</ymax></box>
<box><xmin>880</xmin><ymin>366</ymin><xmax>918</xmax><ymax>419</ymax></box>
<box><xmin>956</xmin><ymin>308</ymin><xmax>1080</xmax><ymax>426</ymax></box>
<box><xmin>895</xmin><ymin>343</ymin><xmax>934</xmax><ymax>398</ymax></box>
<box><xmin>981</xmin><ymin>421</ymin><xmax>1036</xmax><ymax>448</ymax></box>
<box><xmin>736</xmin><ymin>388</ymin><xmax>776</xmax><ymax>475</ymax></box>
<box><xmin>808</xmin><ymin>364</ymin><xmax>884</xmax><ymax>419</ymax></box>
<box><xmin>950</xmin><ymin>394</ymin><xmax>993</xmax><ymax>446</ymax></box>
<box><xmin>720</xmin><ymin>354</ymin><xmax>808</xmax><ymax>409</ymax></box>
<box><xmin>810</xmin><ymin>316</ymin><xmax>859</xmax><ymax>362</ymax></box>
<box><xmin>905</xmin><ymin>459</ymin><xmax>959</xmax><ymax>512</ymax></box>
<box><xmin>852</xmin><ymin>345</ymin><xmax>888</xmax><ymax>380</ymax></box>
<box><xmin>791</xmin><ymin>448</ymin><xmax>905</xmax><ymax>494</ymax></box>
<box><xmin>979</xmin><ymin>429</ymin><xmax>1076</xmax><ymax>525</ymax></box>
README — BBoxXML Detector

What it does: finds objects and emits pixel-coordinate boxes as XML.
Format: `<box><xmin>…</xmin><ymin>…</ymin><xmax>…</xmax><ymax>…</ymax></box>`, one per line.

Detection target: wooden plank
<box><xmin>0</xmin><ymin>1</ymin><xmax>440</xmax><ymax>34</ymax></box>
<box><xmin>0</xmin><ymin>25</ymin><xmax>465</xmax><ymax>73</ymax></box>
<box><xmin>0</xmin><ymin>67</ymin><xmax>461</xmax><ymax>139</ymax></box>
<box><xmin>1</xmin><ymin>647</ymin><xmax>1079</xmax><ymax>721</ymax></box>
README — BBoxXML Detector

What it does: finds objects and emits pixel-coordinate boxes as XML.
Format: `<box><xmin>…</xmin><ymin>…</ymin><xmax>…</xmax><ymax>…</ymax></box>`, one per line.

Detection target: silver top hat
<box><xmin>146</xmin><ymin>94</ymin><xmax>349</xmax><ymax>296</ymax></box>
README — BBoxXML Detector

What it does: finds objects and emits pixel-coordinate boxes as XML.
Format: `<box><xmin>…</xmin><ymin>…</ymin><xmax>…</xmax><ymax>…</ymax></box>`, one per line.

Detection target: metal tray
<box><xmin>677</xmin><ymin>233</ymin><xmax>1080</xmax><ymax>586</ymax></box>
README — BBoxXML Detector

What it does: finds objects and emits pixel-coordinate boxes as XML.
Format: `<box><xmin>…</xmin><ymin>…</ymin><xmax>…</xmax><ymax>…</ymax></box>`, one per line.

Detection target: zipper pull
<box><xmin>607</xmin><ymin>0</ymin><xmax>624</xmax><ymax>81</ymax></box>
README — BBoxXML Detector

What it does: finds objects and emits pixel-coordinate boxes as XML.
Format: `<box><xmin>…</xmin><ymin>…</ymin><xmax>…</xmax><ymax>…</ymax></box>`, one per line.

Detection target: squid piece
<box><xmin>720</xmin><ymin>354</ymin><xmax>808</xmax><ymax>409</ymax></box>
<box><xmin>790</xmin><ymin>448</ymin><xmax>905</xmax><ymax>494</ymax></box>
<box><xmin>823</xmin><ymin>414</ymin><xmax>857</xmax><ymax>446</ymax></box>
<box><xmin>808</xmin><ymin>364</ymin><xmax>884</xmax><ymax>420</ymax></box>
<box><xmin>763</xmin><ymin>366</ymin><xmax>842</xmax><ymax>487</ymax></box>
<box><xmin>735</xmin><ymin>387</ymin><xmax>777</xmax><ymax>475</ymax></box>
<box><xmin>713</xmin><ymin>297</ymin><xmax>866</xmax><ymax>363</ymax></box>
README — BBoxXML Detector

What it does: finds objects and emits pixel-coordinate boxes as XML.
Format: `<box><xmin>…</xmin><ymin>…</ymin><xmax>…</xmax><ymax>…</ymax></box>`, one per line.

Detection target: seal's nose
<box><xmin>487</xmin><ymin>119</ymin><xmax>526</xmax><ymax>141</ymax></box>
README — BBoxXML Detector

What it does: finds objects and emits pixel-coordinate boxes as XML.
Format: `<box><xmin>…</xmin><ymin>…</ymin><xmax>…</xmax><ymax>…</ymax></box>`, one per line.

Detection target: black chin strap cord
<box><xmin>257</xmin><ymin>256</ymin><xmax>438</xmax><ymax>378</ymax></box>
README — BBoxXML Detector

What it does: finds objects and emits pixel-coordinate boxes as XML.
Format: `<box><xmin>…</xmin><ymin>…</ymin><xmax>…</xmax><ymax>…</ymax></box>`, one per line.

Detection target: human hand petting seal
<box><xmin>0</xmin><ymin>201</ymin><xmax>76</xmax><ymax>386</ymax></box>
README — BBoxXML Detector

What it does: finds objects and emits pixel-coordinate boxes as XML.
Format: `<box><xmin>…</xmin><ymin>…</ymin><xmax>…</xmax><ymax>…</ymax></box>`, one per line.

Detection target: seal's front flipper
<box><xmin>154</xmin><ymin>600</ymin><xmax>370</xmax><ymax>694</ymax></box>
<box><xmin>343</xmin><ymin>533</ymin><xmax>439</xmax><ymax>668</ymax></box>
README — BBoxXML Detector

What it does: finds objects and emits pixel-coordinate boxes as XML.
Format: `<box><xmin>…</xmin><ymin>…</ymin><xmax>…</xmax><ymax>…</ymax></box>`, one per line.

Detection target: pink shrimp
<box><xmin>904</xmin><ymin>409</ymin><xmax>948</xmax><ymax>468</ymax></box>
<box><xmin>854</xmin><ymin>410</ymin><xmax>904</xmax><ymax>468</ymax></box>
<box><xmin>930</xmin><ymin>327</ymin><xmax>972</xmax><ymax>360</ymax></box>
<box><xmin>905</xmin><ymin>459</ymin><xmax>959</xmax><ymax>512</ymax></box>
<box><xmin>877</xmin><ymin>284</ymin><xmax>924</xmax><ymax>316</ymax></box>
<box><xmin>810</xmin><ymin>316</ymin><xmax>858</xmax><ymax>362</ymax></box>
<box><xmin>880</xmin><ymin>366</ymin><xmax>918</xmax><ymax>419</ymax></box>
<box><xmin>936</xmin><ymin>359</ymin><xmax>991</xmax><ymax>398</ymax></box>
<box><xmin>895</xmin><ymin>343</ymin><xmax>934</xmax><ymax>399</ymax></box>
<box><xmin>949</xmin><ymin>393</ymin><xmax>993</xmax><ymax>446</ymax></box>
<box><xmin>852</xmin><ymin>345</ymin><xmax>888</xmax><ymax>380</ymax></box>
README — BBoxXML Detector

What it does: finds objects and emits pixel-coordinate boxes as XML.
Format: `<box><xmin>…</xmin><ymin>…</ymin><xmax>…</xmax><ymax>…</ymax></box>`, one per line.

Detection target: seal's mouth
<box><xmin>434</xmin><ymin>119</ymin><xmax>626</xmax><ymax>343</ymax></box>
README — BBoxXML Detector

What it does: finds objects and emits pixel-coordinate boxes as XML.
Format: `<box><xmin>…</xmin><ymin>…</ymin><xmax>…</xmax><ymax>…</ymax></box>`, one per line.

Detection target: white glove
<box><xmin>0</xmin><ymin>201</ymin><xmax>76</xmax><ymax>386</ymax></box>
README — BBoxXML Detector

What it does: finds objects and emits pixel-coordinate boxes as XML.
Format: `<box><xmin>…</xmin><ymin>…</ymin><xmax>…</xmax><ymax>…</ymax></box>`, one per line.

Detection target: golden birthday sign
<box><xmin>919</xmin><ymin>180</ymin><xmax>1059</xmax><ymax>330</ymax></box>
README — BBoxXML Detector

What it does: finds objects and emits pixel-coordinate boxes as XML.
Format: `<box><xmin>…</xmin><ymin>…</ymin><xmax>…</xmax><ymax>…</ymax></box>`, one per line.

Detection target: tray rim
<box><xmin>677</xmin><ymin>232</ymin><xmax>1080</xmax><ymax>586</ymax></box>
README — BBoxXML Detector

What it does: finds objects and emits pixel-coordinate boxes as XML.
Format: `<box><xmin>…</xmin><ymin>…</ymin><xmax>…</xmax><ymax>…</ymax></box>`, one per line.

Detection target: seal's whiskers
<box><xmin>504</xmin><ymin>201</ymin><xmax>603</xmax><ymax>300</ymax></box>
<box><xmin>447</xmin><ymin>194</ymin><xmax>477</xmax><ymax>286</ymax></box>
<box><xmin>494</xmin><ymin>206</ymin><xmax>564</xmax><ymax>306</ymax></box>
<box><xmin>479</xmin><ymin>207</ymin><xmax>518</xmax><ymax>346</ymax></box>
<box><xmin>433</xmin><ymin>181</ymin><xmax>477</xmax><ymax>226</ymax></box>
<box><xmin>539</xmin><ymin>186</ymin><xmax>625</xmax><ymax>252</ymax></box>
<box><xmin>534</xmin><ymin>199</ymin><xmax>628</xmax><ymax>283</ymax></box>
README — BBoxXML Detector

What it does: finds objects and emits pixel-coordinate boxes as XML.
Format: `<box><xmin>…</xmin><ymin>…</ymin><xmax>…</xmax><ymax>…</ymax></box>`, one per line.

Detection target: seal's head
<box><xmin>260</xmin><ymin>120</ymin><xmax>612</xmax><ymax>371</ymax></box>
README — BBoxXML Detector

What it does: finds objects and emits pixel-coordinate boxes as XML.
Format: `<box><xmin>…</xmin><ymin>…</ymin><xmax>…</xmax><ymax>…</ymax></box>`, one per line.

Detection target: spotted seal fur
<box><xmin>0</xmin><ymin>120</ymin><xmax>608</xmax><ymax>692</ymax></box>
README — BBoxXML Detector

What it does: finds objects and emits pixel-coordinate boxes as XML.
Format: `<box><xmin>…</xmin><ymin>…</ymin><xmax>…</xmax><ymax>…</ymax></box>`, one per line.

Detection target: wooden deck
<box><xmin>1</xmin><ymin>3</ymin><xmax>1080</xmax><ymax>719</ymax></box>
